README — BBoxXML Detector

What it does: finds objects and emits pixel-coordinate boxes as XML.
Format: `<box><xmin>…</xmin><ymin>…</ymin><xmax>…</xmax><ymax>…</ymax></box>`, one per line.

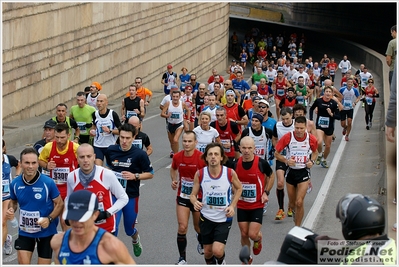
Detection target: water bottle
<box><xmin>10</xmin><ymin>216</ymin><xmax>18</xmax><ymax>228</ymax></box>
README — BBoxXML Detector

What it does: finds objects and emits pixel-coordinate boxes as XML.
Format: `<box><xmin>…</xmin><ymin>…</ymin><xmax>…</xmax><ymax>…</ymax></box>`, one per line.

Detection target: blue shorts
<box><xmin>94</xmin><ymin>146</ymin><xmax>108</xmax><ymax>161</ymax></box>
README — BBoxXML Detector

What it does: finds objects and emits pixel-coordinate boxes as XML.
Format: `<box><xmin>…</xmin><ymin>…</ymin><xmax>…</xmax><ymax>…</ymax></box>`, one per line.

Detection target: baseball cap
<box><xmin>170</xmin><ymin>85</ymin><xmax>179</xmax><ymax>91</ymax></box>
<box><xmin>91</xmin><ymin>82</ymin><xmax>102</xmax><ymax>91</ymax></box>
<box><xmin>252</xmin><ymin>113</ymin><xmax>264</xmax><ymax>122</ymax></box>
<box><xmin>225</xmin><ymin>89</ymin><xmax>236</xmax><ymax>96</ymax></box>
<box><xmin>250</xmin><ymin>90</ymin><xmax>258</xmax><ymax>96</ymax></box>
<box><xmin>62</xmin><ymin>190</ymin><xmax>99</xmax><ymax>223</ymax></box>
<box><xmin>167</xmin><ymin>64</ymin><xmax>173</xmax><ymax>69</ymax></box>
<box><xmin>43</xmin><ymin>120</ymin><xmax>57</xmax><ymax>129</ymax></box>
<box><xmin>298</xmin><ymin>64</ymin><xmax>304</xmax><ymax>69</ymax></box>
<box><xmin>259</xmin><ymin>99</ymin><xmax>269</xmax><ymax>107</ymax></box>
<box><xmin>252</xmin><ymin>96</ymin><xmax>261</xmax><ymax>102</ymax></box>
<box><xmin>232</xmin><ymin>59</ymin><xmax>236</xmax><ymax>62</ymax></box>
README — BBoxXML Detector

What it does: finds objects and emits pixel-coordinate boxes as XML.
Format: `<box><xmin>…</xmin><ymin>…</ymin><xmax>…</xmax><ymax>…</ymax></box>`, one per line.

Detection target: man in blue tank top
<box><xmin>50</xmin><ymin>190</ymin><xmax>135</xmax><ymax>264</ymax></box>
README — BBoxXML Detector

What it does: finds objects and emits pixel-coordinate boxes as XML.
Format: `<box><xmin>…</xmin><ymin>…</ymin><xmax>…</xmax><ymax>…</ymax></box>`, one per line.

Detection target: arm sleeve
<box><xmin>386</xmin><ymin>64</ymin><xmax>397</xmax><ymax>127</ymax></box>
<box><xmin>112</xmin><ymin>111</ymin><xmax>122</xmax><ymax>128</ymax></box>
<box><xmin>70</xmin><ymin>118</ymin><xmax>78</xmax><ymax>129</ymax></box>
<box><xmin>106</xmin><ymin>170</ymin><xmax>129</xmax><ymax>215</ymax></box>
<box><xmin>238</xmin><ymin>105</ymin><xmax>246</xmax><ymax>118</ymax></box>
<box><xmin>272</xmin><ymin>124</ymin><xmax>278</xmax><ymax>138</ymax></box>
<box><xmin>231</xmin><ymin>122</ymin><xmax>241</xmax><ymax>134</ymax></box>
<box><xmin>309</xmin><ymin>101</ymin><xmax>316</xmax><ymax>120</ymax></box>
<box><xmin>259</xmin><ymin>158</ymin><xmax>273</xmax><ymax>177</ymax></box>
<box><xmin>144</xmin><ymin>135</ymin><xmax>151</xmax><ymax>148</ymax></box>
<box><xmin>332</xmin><ymin>102</ymin><xmax>341</xmax><ymax>120</ymax></box>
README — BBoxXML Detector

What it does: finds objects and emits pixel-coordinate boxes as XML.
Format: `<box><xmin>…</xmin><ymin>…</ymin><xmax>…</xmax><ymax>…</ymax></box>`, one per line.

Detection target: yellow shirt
<box><xmin>38</xmin><ymin>141</ymin><xmax>79</xmax><ymax>163</ymax></box>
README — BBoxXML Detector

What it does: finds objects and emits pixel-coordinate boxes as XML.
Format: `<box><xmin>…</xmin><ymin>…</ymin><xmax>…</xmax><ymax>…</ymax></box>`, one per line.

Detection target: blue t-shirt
<box><xmin>105</xmin><ymin>145</ymin><xmax>154</xmax><ymax>198</ymax></box>
<box><xmin>10</xmin><ymin>173</ymin><xmax>60</xmax><ymax>238</ymax></box>
<box><xmin>232</xmin><ymin>79</ymin><xmax>250</xmax><ymax>100</ymax></box>
<box><xmin>179</xmin><ymin>73</ymin><xmax>191</xmax><ymax>91</ymax></box>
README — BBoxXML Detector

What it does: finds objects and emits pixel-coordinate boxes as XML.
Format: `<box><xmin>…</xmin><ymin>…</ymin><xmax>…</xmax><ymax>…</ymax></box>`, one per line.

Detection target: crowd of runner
<box><xmin>2</xmin><ymin>28</ymin><xmax>381</xmax><ymax>265</ymax></box>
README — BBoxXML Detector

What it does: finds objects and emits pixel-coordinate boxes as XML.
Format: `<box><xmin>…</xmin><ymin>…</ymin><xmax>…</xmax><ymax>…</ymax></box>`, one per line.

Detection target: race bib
<box><xmin>77</xmin><ymin>122</ymin><xmax>87</xmax><ymax>133</ymax></box>
<box><xmin>113</xmin><ymin>171</ymin><xmax>127</xmax><ymax>189</ymax></box>
<box><xmin>240</xmin><ymin>184</ymin><xmax>256</xmax><ymax>203</ymax></box>
<box><xmin>318</xmin><ymin>116</ymin><xmax>330</xmax><ymax>128</ymax></box>
<box><xmin>296</xmin><ymin>96</ymin><xmax>305</xmax><ymax>105</ymax></box>
<box><xmin>343</xmin><ymin>99</ymin><xmax>352</xmax><ymax>109</ymax></box>
<box><xmin>99</xmin><ymin>123</ymin><xmax>112</xmax><ymax>136</ymax></box>
<box><xmin>170</xmin><ymin>112</ymin><xmax>180</xmax><ymax>119</ymax></box>
<box><xmin>180</xmin><ymin>178</ymin><xmax>193</xmax><ymax>199</ymax></box>
<box><xmin>277</xmin><ymin>89</ymin><xmax>285</xmax><ymax>96</ymax></box>
<box><xmin>19</xmin><ymin>209</ymin><xmax>40</xmax><ymax>233</ymax></box>
<box><xmin>291</xmin><ymin>151</ymin><xmax>308</xmax><ymax>169</ymax></box>
<box><xmin>52</xmin><ymin>167</ymin><xmax>69</xmax><ymax>184</ymax></box>
<box><xmin>126</xmin><ymin>110</ymin><xmax>137</xmax><ymax>119</ymax></box>
<box><xmin>206</xmin><ymin>195</ymin><xmax>227</xmax><ymax>209</ymax></box>
<box><xmin>2</xmin><ymin>179</ymin><xmax>10</xmax><ymax>198</ymax></box>
<box><xmin>220</xmin><ymin>139</ymin><xmax>231</xmax><ymax>153</ymax></box>
<box><xmin>365</xmin><ymin>96</ymin><xmax>373</xmax><ymax>105</ymax></box>
<box><xmin>197</xmin><ymin>143</ymin><xmax>207</xmax><ymax>153</ymax></box>
<box><xmin>132</xmin><ymin>139</ymin><xmax>143</xmax><ymax>149</ymax></box>
<box><xmin>254</xmin><ymin>145</ymin><xmax>265</xmax><ymax>157</ymax></box>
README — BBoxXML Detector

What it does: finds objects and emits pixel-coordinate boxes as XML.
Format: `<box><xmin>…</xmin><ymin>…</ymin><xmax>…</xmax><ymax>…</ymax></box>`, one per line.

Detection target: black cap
<box><xmin>43</xmin><ymin>120</ymin><xmax>57</xmax><ymax>129</ymax></box>
<box><xmin>232</xmin><ymin>59</ymin><xmax>236</xmax><ymax>62</ymax></box>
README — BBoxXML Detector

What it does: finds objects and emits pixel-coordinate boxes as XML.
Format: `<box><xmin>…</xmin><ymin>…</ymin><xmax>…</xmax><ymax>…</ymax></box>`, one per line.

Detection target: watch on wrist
<box><xmin>47</xmin><ymin>216</ymin><xmax>54</xmax><ymax>223</ymax></box>
<box><xmin>310</xmin><ymin>160</ymin><xmax>315</xmax><ymax>164</ymax></box>
<box><xmin>264</xmin><ymin>190</ymin><xmax>270</xmax><ymax>196</ymax></box>
<box><xmin>135</xmin><ymin>173</ymin><xmax>140</xmax><ymax>181</ymax></box>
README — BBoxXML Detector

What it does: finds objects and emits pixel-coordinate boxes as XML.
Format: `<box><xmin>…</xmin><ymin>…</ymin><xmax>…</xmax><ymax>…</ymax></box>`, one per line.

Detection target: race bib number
<box><xmin>113</xmin><ymin>171</ymin><xmax>127</xmax><ymax>189</ymax></box>
<box><xmin>318</xmin><ymin>116</ymin><xmax>330</xmax><ymax>128</ymax></box>
<box><xmin>132</xmin><ymin>139</ymin><xmax>143</xmax><ymax>149</ymax></box>
<box><xmin>197</xmin><ymin>144</ymin><xmax>207</xmax><ymax>153</ymax></box>
<box><xmin>77</xmin><ymin>122</ymin><xmax>87</xmax><ymax>133</ymax></box>
<box><xmin>268</xmin><ymin>76</ymin><xmax>274</xmax><ymax>82</ymax></box>
<box><xmin>99</xmin><ymin>123</ymin><xmax>112</xmax><ymax>135</ymax></box>
<box><xmin>19</xmin><ymin>209</ymin><xmax>40</xmax><ymax>233</ymax></box>
<box><xmin>2</xmin><ymin>179</ymin><xmax>10</xmax><ymax>198</ymax></box>
<box><xmin>254</xmin><ymin>145</ymin><xmax>265</xmax><ymax>157</ymax></box>
<box><xmin>296</xmin><ymin>96</ymin><xmax>305</xmax><ymax>105</ymax></box>
<box><xmin>240</xmin><ymin>184</ymin><xmax>256</xmax><ymax>203</ymax></box>
<box><xmin>365</xmin><ymin>96</ymin><xmax>373</xmax><ymax>105</ymax></box>
<box><xmin>291</xmin><ymin>151</ymin><xmax>308</xmax><ymax>169</ymax></box>
<box><xmin>343</xmin><ymin>99</ymin><xmax>352</xmax><ymax>109</ymax></box>
<box><xmin>126</xmin><ymin>110</ymin><xmax>137</xmax><ymax>119</ymax></box>
<box><xmin>206</xmin><ymin>195</ymin><xmax>227</xmax><ymax>207</ymax></box>
<box><xmin>329</xmin><ymin>69</ymin><xmax>335</xmax><ymax>76</ymax></box>
<box><xmin>180</xmin><ymin>179</ymin><xmax>193</xmax><ymax>199</ymax></box>
<box><xmin>52</xmin><ymin>167</ymin><xmax>69</xmax><ymax>184</ymax></box>
<box><xmin>220</xmin><ymin>139</ymin><xmax>231</xmax><ymax>153</ymax></box>
<box><xmin>277</xmin><ymin>89</ymin><xmax>285</xmax><ymax>96</ymax></box>
<box><xmin>170</xmin><ymin>112</ymin><xmax>180</xmax><ymax>119</ymax></box>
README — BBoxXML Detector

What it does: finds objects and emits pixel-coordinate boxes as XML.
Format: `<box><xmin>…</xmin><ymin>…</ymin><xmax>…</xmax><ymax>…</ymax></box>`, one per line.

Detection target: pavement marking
<box><xmin>3</xmin><ymin>252</ymin><xmax>18</xmax><ymax>263</ymax></box>
<box><xmin>143</xmin><ymin>114</ymin><xmax>159</xmax><ymax>122</ymax></box>
<box><xmin>302</xmin><ymin>102</ymin><xmax>361</xmax><ymax>230</ymax></box>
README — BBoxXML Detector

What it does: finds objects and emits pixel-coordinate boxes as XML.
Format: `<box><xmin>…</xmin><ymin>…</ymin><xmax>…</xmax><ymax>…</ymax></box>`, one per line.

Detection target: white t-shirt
<box><xmin>193</xmin><ymin>126</ymin><xmax>219</xmax><ymax>153</ymax></box>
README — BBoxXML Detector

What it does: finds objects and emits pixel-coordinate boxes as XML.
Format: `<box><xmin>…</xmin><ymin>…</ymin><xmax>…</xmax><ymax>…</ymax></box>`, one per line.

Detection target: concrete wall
<box><xmin>2</xmin><ymin>2</ymin><xmax>230</xmax><ymax>123</ymax></box>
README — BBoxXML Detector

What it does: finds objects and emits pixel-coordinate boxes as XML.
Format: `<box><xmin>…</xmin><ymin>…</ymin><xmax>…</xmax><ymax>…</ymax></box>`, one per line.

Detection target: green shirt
<box><xmin>252</xmin><ymin>73</ymin><xmax>268</xmax><ymax>84</ymax></box>
<box><xmin>386</xmin><ymin>38</ymin><xmax>397</xmax><ymax>71</ymax></box>
<box><xmin>70</xmin><ymin>104</ymin><xmax>96</xmax><ymax>135</ymax></box>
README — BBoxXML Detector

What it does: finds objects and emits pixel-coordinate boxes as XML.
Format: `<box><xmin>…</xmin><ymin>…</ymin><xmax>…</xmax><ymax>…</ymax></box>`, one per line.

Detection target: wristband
<box><xmin>264</xmin><ymin>190</ymin><xmax>270</xmax><ymax>196</ymax></box>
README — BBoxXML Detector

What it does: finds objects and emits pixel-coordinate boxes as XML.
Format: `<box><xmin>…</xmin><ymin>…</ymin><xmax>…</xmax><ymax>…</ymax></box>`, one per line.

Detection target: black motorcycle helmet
<box><xmin>336</xmin><ymin>194</ymin><xmax>385</xmax><ymax>240</ymax></box>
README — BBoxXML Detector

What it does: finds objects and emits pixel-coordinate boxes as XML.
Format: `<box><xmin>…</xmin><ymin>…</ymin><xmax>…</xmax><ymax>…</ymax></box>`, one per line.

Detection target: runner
<box><xmin>161</xmin><ymin>90</ymin><xmax>191</xmax><ymax>158</ymax></box>
<box><xmin>170</xmin><ymin>131</ymin><xmax>207</xmax><ymax>264</ymax></box>
<box><xmin>210</xmin><ymin>107</ymin><xmax>241</xmax><ymax>161</ymax></box>
<box><xmin>38</xmin><ymin>122</ymin><xmax>79</xmax><ymax>231</ymax></box>
<box><xmin>193</xmin><ymin>111</ymin><xmax>220</xmax><ymax>153</ymax></box>
<box><xmin>7</xmin><ymin>147</ymin><xmax>63</xmax><ymax>264</ymax></box>
<box><xmin>309</xmin><ymin>87</ymin><xmax>343</xmax><ymax>168</ymax></box>
<box><xmin>235</xmin><ymin>136</ymin><xmax>273</xmax><ymax>264</ymax></box>
<box><xmin>274</xmin><ymin>116</ymin><xmax>318</xmax><ymax>226</ymax></box>
<box><xmin>2</xmin><ymin>140</ymin><xmax>21</xmax><ymax>255</ymax></box>
<box><xmin>272</xmin><ymin>69</ymin><xmax>289</xmax><ymax>120</ymax></box>
<box><xmin>69</xmin><ymin>91</ymin><xmax>96</xmax><ymax>144</ymax></box>
<box><xmin>66</xmin><ymin>143</ymin><xmax>128</xmax><ymax>236</ymax></box>
<box><xmin>51</xmin><ymin>190</ymin><xmax>135</xmax><ymax>264</ymax></box>
<box><xmin>272</xmin><ymin>107</ymin><xmax>295</xmax><ymax>220</ymax></box>
<box><xmin>363</xmin><ymin>78</ymin><xmax>379</xmax><ymax>130</ymax></box>
<box><xmin>105</xmin><ymin>124</ymin><xmax>153</xmax><ymax>257</ymax></box>
<box><xmin>339</xmin><ymin>78</ymin><xmax>361</xmax><ymax>141</ymax></box>
<box><xmin>190</xmin><ymin>143</ymin><xmax>242</xmax><ymax>265</ymax></box>
<box><xmin>90</xmin><ymin>94</ymin><xmax>122</xmax><ymax>166</ymax></box>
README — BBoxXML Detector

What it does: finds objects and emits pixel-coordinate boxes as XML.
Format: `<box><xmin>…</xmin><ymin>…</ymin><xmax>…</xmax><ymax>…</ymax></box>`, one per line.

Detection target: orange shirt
<box><xmin>242</xmin><ymin>99</ymin><xmax>253</xmax><ymax>112</ymax></box>
<box><xmin>125</xmin><ymin>87</ymin><xmax>153</xmax><ymax>100</ymax></box>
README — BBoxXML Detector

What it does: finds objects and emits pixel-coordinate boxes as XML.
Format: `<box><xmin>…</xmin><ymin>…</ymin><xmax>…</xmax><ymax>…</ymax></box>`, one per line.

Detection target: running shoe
<box><xmin>362</xmin><ymin>102</ymin><xmax>365</xmax><ymax>108</ymax></box>
<box><xmin>321</xmin><ymin>160</ymin><xmax>329</xmax><ymax>168</ymax></box>
<box><xmin>369</xmin><ymin>122</ymin><xmax>372</xmax><ymax>128</ymax></box>
<box><xmin>263</xmin><ymin>201</ymin><xmax>269</xmax><ymax>215</ymax></box>
<box><xmin>274</xmin><ymin>209</ymin><xmax>285</xmax><ymax>220</ymax></box>
<box><xmin>246</xmin><ymin>256</ymin><xmax>253</xmax><ymax>265</ymax></box>
<box><xmin>307</xmin><ymin>181</ymin><xmax>313</xmax><ymax>194</ymax></box>
<box><xmin>4</xmin><ymin>234</ymin><xmax>12</xmax><ymax>255</ymax></box>
<box><xmin>366</xmin><ymin>124</ymin><xmax>370</xmax><ymax>130</ymax></box>
<box><xmin>287</xmin><ymin>208</ymin><xmax>293</xmax><ymax>217</ymax></box>
<box><xmin>315</xmin><ymin>155</ymin><xmax>322</xmax><ymax>165</ymax></box>
<box><xmin>393</xmin><ymin>223</ymin><xmax>397</xmax><ymax>232</ymax></box>
<box><xmin>176</xmin><ymin>257</ymin><xmax>187</xmax><ymax>265</ymax></box>
<box><xmin>332</xmin><ymin>134</ymin><xmax>336</xmax><ymax>142</ymax></box>
<box><xmin>170</xmin><ymin>151</ymin><xmax>174</xmax><ymax>158</ymax></box>
<box><xmin>196</xmin><ymin>233</ymin><xmax>204</xmax><ymax>255</ymax></box>
<box><xmin>345</xmin><ymin>135</ymin><xmax>349</xmax><ymax>142</ymax></box>
<box><xmin>132</xmin><ymin>234</ymin><xmax>143</xmax><ymax>257</ymax></box>
<box><xmin>135</xmin><ymin>218</ymin><xmax>138</xmax><ymax>224</ymax></box>
<box><xmin>342</xmin><ymin>127</ymin><xmax>347</xmax><ymax>135</ymax></box>
<box><xmin>252</xmin><ymin>237</ymin><xmax>262</xmax><ymax>255</ymax></box>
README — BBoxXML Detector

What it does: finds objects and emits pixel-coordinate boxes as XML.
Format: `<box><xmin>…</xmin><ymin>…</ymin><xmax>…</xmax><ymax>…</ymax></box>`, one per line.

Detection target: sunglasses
<box><xmin>259</xmin><ymin>106</ymin><xmax>267</xmax><ymax>109</ymax></box>
<box><xmin>368</xmin><ymin>81</ymin><xmax>374</xmax><ymax>84</ymax></box>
